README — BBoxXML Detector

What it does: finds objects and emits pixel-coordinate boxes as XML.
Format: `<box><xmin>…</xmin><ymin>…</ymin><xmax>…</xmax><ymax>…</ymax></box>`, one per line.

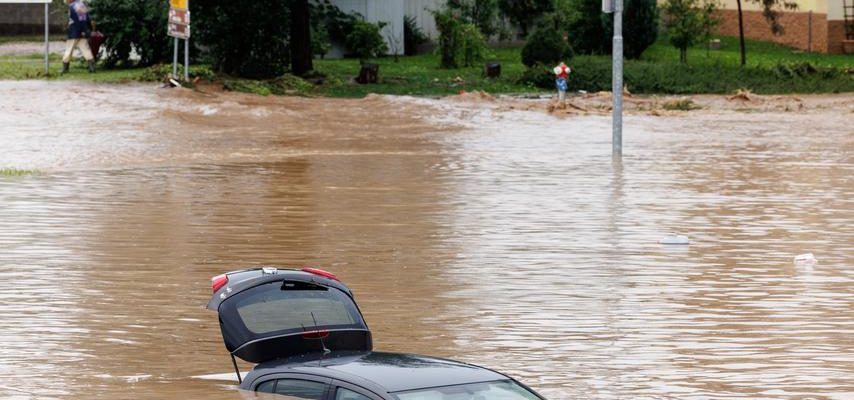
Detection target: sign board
<box><xmin>169</xmin><ymin>0</ymin><xmax>188</xmax><ymax>9</ymax></box>
<box><xmin>602</xmin><ymin>0</ymin><xmax>614</xmax><ymax>13</ymax></box>
<box><xmin>168</xmin><ymin>4</ymin><xmax>190</xmax><ymax>39</ymax></box>
<box><xmin>0</xmin><ymin>0</ymin><xmax>51</xmax><ymax>2</ymax></box>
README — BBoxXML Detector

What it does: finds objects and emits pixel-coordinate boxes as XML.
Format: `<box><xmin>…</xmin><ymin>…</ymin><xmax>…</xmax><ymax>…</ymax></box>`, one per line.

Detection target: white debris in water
<box><xmin>193</xmin><ymin>372</ymin><xmax>247</xmax><ymax>382</ymax></box>
<box><xmin>793</xmin><ymin>253</ymin><xmax>818</xmax><ymax>266</ymax></box>
<box><xmin>660</xmin><ymin>234</ymin><xmax>690</xmax><ymax>245</ymax></box>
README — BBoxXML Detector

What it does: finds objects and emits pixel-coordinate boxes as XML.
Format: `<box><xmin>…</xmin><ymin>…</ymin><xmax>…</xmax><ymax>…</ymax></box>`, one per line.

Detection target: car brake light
<box><xmin>302</xmin><ymin>330</ymin><xmax>330</xmax><ymax>339</ymax></box>
<box><xmin>211</xmin><ymin>274</ymin><xmax>228</xmax><ymax>293</ymax></box>
<box><xmin>301</xmin><ymin>267</ymin><xmax>339</xmax><ymax>281</ymax></box>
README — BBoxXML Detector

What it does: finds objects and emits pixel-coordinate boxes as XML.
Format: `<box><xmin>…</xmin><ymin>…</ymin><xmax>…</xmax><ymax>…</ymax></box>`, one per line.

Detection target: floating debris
<box><xmin>793</xmin><ymin>253</ymin><xmax>818</xmax><ymax>266</ymax></box>
<box><xmin>660</xmin><ymin>234</ymin><xmax>690</xmax><ymax>245</ymax></box>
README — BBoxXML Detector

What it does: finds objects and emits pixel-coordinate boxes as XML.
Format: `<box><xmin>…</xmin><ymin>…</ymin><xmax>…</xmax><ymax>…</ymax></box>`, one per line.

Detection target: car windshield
<box><xmin>394</xmin><ymin>380</ymin><xmax>542</xmax><ymax>400</ymax></box>
<box><xmin>234</xmin><ymin>281</ymin><xmax>361</xmax><ymax>334</ymax></box>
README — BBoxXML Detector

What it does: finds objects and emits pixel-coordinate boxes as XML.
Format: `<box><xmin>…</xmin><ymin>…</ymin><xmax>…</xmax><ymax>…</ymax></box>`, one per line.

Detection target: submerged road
<box><xmin>1</xmin><ymin>81</ymin><xmax>852</xmax><ymax>399</ymax></box>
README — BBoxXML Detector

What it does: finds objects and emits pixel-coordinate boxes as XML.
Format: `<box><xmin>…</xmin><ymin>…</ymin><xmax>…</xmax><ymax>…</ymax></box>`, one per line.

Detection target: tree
<box><xmin>447</xmin><ymin>0</ymin><xmax>501</xmax><ymax>37</ymax></box>
<box><xmin>611</xmin><ymin>0</ymin><xmax>659</xmax><ymax>59</ymax></box>
<box><xmin>193</xmin><ymin>0</ymin><xmax>291</xmax><ymax>78</ymax></box>
<box><xmin>735</xmin><ymin>0</ymin><xmax>798</xmax><ymax>65</ymax></box>
<box><xmin>497</xmin><ymin>0</ymin><xmax>553</xmax><ymax>37</ymax></box>
<box><xmin>662</xmin><ymin>0</ymin><xmax>717</xmax><ymax>63</ymax></box>
<box><xmin>565</xmin><ymin>0</ymin><xmax>609</xmax><ymax>55</ymax></box>
<box><xmin>521</xmin><ymin>24</ymin><xmax>573</xmax><ymax>67</ymax></box>
<box><xmin>290</xmin><ymin>0</ymin><xmax>313</xmax><ymax>76</ymax></box>
<box><xmin>345</xmin><ymin>20</ymin><xmax>388</xmax><ymax>63</ymax></box>
<box><xmin>89</xmin><ymin>0</ymin><xmax>173</xmax><ymax>67</ymax></box>
<box><xmin>432</xmin><ymin>8</ymin><xmax>463</xmax><ymax>68</ymax></box>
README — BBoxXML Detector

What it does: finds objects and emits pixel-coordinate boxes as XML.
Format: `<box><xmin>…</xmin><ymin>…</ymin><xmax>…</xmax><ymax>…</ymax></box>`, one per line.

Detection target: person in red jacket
<box><xmin>553</xmin><ymin>62</ymin><xmax>570</xmax><ymax>103</ymax></box>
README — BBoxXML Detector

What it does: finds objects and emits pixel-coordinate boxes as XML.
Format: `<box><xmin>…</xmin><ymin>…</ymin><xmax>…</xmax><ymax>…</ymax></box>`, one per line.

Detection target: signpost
<box><xmin>167</xmin><ymin>0</ymin><xmax>189</xmax><ymax>81</ymax></box>
<box><xmin>603</xmin><ymin>0</ymin><xmax>623</xmax><ymax>158</ymax></box>
<box><xmin>0</xmin><ymin>0</ymin><xmax>51</xmax><ymax>74</ymax></box>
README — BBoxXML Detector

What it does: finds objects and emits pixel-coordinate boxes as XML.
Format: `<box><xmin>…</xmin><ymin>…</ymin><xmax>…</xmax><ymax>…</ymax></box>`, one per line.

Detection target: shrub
<box><xmin>447</xmin><ymin>0</ymin><xmax>500</xmax><ymax>37</ymax></box>
<box><xmin>604</xmin><ymin>0</ymin><xmax>660</xmax><ymax>59</ymax></box>
<box><xmin>193</xmin><ymin>0</ymin><xmax>291</xmax><ymax>78</ymax></box>
<box><xmin>89</xmin><ymin>0</ymin><xmax>173</xmax><ymax>67</ymax></box>
<box><xmin>521</xmin><ymin>24</ymin><xmax>573</xmax><ymax>67</ymax></box>
<box><xmin>517</xmin><ymin>63</ymin><xmax>556</xmax><ymax>88</ymax></box>
<box><xmin>498</xmin><ymin>0</ymin><xmax>553</xmax><ymax>37</ymax></box>
<box><xmin>404</xmin><ymin>15</ymin><xmax>428</xmax><ymax>56</ymax></box>
<box><xmin>460</xmin><ymin>23</ymin><xmax>489</xmax><ymax>67</ymax></box>
<box><xmin>345</xmin><ymin>20</ymin><xmax>388</xmax><ymax>62</ymax></box>
<box><xmin>312</xmin><ymin>24</ymin><xmax>332</xmax><ymax>59</ymax></box>
<box><xmin>433</xmin><ymin>8</ymin><xmax>464</xmax><ymax>68</ymax></box>
<box><xmin>565</xmin><ymin>0</ymin><xmax>609</xmax><ymax>55</ymax></box>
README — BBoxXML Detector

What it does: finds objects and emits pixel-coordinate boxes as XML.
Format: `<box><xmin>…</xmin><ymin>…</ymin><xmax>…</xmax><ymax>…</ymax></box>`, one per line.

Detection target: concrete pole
<box><xmin>172</xmin><ymin>37</ymin><xmax>179</xmax><ymax>79</ymax></box>
<box><xmin>44</xmin><ymin>2</ymin><xmax>49</xmax><ymax>75</ymax></box>
<box><xmin>612</xmin><ymin>0</ymin><xmax>623</xmax><ymax>157</ymax></box>
<box><xmin>184</xmin><ymin>38</ymin><xmax>189</xmax><ymax>81</ymax></box>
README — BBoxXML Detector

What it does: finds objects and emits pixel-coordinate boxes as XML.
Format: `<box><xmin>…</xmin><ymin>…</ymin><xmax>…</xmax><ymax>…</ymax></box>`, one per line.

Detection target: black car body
<box><xmin>207</xmin><ymin>267</ymin><xmax>546</xmax><ymax>400</ymax></box>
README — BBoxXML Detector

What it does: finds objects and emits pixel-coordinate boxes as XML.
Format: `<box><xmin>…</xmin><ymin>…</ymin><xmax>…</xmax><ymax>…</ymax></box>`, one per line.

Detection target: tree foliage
<box><xmin>662</xmin><ymin>0</ymin><xmax>718</xmax><ymax>63</ymax></box>
<box><xmin>521</xmin><ymin>24</ymin><xmax>573</xmax><ymax>67</ymax></box>
<box><xmin>89</xmin><ymin>0</ymin><xmax>173</xmax><ymax>67</ymax></box>
<box><xmin>446</xmin><ymin>0</ymin><xmax>501</xmax><ymax>37</ymax></box>
<box><xmin>193</xmin><ymin>0</ymin><xmax>291</xmax><ymax>78</ymax></box>
<box><xmin>432</xmin><ymin>7</ymin><xmax>489</xmax><ymax>68</ymax></box>
<box><xmin>565</xmin><ymin>0</ymin><xmax>658</xmax><ymax>59</ymax></box>
<box><xmin>404</xmin><ymin>15</ymin><xmax>428</xmax><ymax>56</ymax></box>
<box><xmin>345</xmin><ymin>20</ymin><xmax>388</xmax><ymax>62</ymax></box>
<box><xmin>497</xmin><ymin>0</ymin><xmax>553</xmax><ymax>36</ymax></box>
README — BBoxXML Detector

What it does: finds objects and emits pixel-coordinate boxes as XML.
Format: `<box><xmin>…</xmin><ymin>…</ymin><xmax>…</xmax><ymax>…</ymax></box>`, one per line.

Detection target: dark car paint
<box><xmin>208</xmin><ymin>267</ymin><xmax>373</xmax><ymax>363</ymax></box>
<box><xmin>242</xmin><ymin>351</ymin><xmax>546</xmax><ymax>400</ymax></box>
<box><xmin>207</xmin><ymin>267</ymin><xmax>547</xmax><ymax>399</ymax></box>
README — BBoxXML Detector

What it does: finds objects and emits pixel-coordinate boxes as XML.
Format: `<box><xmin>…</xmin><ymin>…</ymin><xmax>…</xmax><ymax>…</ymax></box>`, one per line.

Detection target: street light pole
<box><xmin>612</xmin><ymin>0</ymin><xmax>623</xmax><ymax>157</ymax></box>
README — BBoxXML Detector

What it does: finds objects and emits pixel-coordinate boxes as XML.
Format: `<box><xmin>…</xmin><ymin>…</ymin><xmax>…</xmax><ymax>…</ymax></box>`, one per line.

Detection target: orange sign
<box><xmin>169</xmin><ymin>0</ymin><xmax>187</xmax><ymax>10</ymax></box>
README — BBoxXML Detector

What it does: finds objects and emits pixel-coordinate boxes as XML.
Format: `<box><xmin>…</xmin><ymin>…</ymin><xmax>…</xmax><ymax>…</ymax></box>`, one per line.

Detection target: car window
<box><xmin>394</xmin><ymin>380</ymin><xmax>541</xmax><ymax>400</ymax></box>
<box><xmin>335</xmin><ymin>388</ymin><xmax>372</xmax><ymax>400</ymax></box>
<box><xmin>234</xmin><ymin>281</ymin><xmax>361</xmax><ymax>334</ymax></box>
<box><xmin>255</xmin><ymin>379</ymin><xmax>328</xmax><ymax>399</ymax></box>
<box><xmin>336</xmin><ymin>387</ymin><xmax>374</xmax><ymax>400</ymax></box>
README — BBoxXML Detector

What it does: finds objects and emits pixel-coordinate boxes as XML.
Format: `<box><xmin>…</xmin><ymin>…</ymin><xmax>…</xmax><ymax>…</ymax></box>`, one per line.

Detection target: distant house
<box><xmin>710</xmin><ymin>0</ymin><xmax>852</xmax><ymax>54</ymax></box>
<box><xmin>329</xmin><ymin>0</ymin><xmax>445</xmax><ymax>57</ymax></box>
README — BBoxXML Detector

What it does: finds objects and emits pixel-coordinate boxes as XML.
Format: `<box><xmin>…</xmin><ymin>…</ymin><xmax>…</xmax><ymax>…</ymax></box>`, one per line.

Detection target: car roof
<box><xmin>245</xmin><ymin>351</ymin><xmax>508</xmax><ymax>393</ymax></box>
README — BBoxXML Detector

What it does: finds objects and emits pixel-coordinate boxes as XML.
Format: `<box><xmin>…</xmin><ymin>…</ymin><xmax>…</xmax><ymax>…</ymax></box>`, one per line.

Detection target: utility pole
<box><xmin>604</xmin><ymin>0</ymin><xmax>623</xmax><ymax>157</ymax></box>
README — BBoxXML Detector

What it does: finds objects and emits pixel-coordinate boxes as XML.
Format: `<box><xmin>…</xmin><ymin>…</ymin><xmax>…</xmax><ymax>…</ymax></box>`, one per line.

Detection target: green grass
<box><xmin>643</xmin><ymin>36</ymin><xmax>853</xmax><ymax>68</ymax></box>
<box><xmin>1</xmin><ymin>35</ymin><xmax>851</xmax><ymax>95</ymax></box>
<box><xmin>0</xmin><ymin>34</ymin><xmax>65</xmax><ymax>45</ymax></box>
<box><xmin>0</xmin><ymin>168</ymin><xmax>39</xmax><ymax>177</ymax></box>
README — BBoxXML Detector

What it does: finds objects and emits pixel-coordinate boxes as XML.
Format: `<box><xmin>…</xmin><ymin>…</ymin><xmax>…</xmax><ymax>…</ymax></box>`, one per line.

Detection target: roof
<box><xmin>247</xmin><ymin>351</ymin><xmax>508</xmax><ymax>393</ymax></box>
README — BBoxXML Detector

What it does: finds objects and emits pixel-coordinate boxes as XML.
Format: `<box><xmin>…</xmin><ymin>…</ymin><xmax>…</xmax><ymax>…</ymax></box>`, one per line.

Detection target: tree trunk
<box><xmin>290</xmin><ymin>0</ymin><xmax>313</xmax><ymax>76</ymax></box>
<box><xmin>736</xmin><ymin>0</ymin><xmax>746</xmax><ymax>65</ymax></box>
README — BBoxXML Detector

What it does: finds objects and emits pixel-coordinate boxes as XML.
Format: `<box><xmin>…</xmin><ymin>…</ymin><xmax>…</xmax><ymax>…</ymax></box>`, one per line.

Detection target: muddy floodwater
<box><xmin>1</xmin><ymin>81</ymin><xmax>852</xmax><ymax>400</ymax></box>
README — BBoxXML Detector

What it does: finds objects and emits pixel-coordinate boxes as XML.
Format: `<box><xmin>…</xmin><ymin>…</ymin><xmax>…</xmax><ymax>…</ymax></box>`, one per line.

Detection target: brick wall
<box><xmin>0</xmin><ymin>4</ymin><xmax>66</xmax><ymax>35</ymax></box>
<box><xmin>826</xmin><ymin>20</ymin><xmax>847</xmax><ymax>54</ymax></box>
<box><xmin>716</xmin><ymin>9</ymin><xmax>829</xmax><ymax>52</ymax></box>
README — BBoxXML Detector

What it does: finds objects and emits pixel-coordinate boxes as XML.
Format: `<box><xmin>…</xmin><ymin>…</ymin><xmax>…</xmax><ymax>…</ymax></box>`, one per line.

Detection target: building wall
<box><xmin>404</xmin><ymin>0</ymin><xmax>444</xmax><ymax>39</ymax></box>
<box><xmin>715</xmin><ymin>9</ymin><xmax>830</xmax><ymax>52</ymax></box>
<box><xmin>331</xmin><ymin>0</ymin><xmax>405</xmax><ymax>55</ymax></box>
<box><xmin>0</xmin><ymin>3</ymin><xmax>65</xmax><ymax>35</ymax></box>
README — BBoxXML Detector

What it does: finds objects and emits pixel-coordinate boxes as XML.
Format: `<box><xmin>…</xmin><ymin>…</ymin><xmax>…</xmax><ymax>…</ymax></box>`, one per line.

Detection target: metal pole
<box><xmin>612</xmin><ymin>0</ymin><xmax>623</xmax><ymax>157</ymax></box>
<box><xmin>44</xmin><ymin>2</ymin><xmax>49</xmax><ymax>75</ymax></box>
<box><xmin>172</xmin><ymin>37</ymin><xmax>179</xmax><ymax>79</ymax></box>
<box><xmin>184</xmin><ymin>38</ymin><xmax>189</xmax><ymax>81</ymax></box>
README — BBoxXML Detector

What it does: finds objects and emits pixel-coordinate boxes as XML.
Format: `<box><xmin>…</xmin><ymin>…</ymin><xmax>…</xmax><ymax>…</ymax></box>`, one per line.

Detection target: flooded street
<box><xmin>1</xmin><ymin>81</ymin><xmax>852</xmax><ymax>399</ymax></box>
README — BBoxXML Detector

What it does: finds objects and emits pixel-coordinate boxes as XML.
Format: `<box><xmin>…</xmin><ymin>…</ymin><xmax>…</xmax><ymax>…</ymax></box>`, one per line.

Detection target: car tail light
<box><xmin>302</xmin><ymin>330</ymin><xmax>330</xmax><ymax>339</ymax></box>
<box><xmin>211</xmin><ymin>274</ymin><xmax>228</xmax><ymax>293</ymax></box>
<box><xmin>301</xmin><ymin>267</ymin><xmax>339</xmax><ymax>281</ymax></box>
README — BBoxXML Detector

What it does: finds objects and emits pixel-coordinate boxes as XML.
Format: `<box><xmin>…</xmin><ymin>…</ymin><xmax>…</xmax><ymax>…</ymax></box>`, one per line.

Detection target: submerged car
<box><xmin>207</xmin><ymin>267</ymin><xmax>547</xmax><ymax>400</ymax></box>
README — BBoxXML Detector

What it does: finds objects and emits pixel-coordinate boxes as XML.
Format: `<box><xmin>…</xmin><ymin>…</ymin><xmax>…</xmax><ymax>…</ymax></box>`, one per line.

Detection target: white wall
<box><xmin>404</xmin><ymin>0</ymin><xmax>444</xmax><ymax>39</ymax></box>
<box><xmin>331</xmin><ymin>0</ymin><xmax>406</xmax><ymax>55</ymax></box>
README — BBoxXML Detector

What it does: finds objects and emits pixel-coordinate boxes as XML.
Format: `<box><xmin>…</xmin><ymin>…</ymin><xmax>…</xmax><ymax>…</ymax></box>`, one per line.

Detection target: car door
<box><xmin>252</xmin><ymin>373</ymin><xmax>333</xmax><ymax>400</ymax></box>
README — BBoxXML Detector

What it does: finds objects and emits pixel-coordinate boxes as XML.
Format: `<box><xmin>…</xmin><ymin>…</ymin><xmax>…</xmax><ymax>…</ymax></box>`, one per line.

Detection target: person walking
<box><xmin>62</xmin><ymin>0</ymin><xmax>95</xmax><ymax>74</ymax></box>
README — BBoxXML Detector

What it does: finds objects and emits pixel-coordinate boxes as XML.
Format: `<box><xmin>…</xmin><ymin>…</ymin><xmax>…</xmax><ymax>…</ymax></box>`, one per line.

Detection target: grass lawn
<box><xmin>1</xmin><ymin>34</ymin><xmax>851</xmax><ymax>95</ymax></box>
<box><xmin>643</xmin><ymin>36</ymin><xmax>853</xmax><ymax>68</ymax></box>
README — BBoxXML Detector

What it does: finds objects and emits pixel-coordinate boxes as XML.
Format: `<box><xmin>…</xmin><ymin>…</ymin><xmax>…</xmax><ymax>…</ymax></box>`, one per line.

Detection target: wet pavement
<box><xmin>1</xmin><ymin>81</ymin><xmax>852</xmax><ymax>399</ymax></box>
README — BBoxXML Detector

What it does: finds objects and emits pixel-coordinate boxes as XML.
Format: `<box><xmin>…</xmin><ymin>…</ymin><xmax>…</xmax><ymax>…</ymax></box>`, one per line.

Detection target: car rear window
<box><xmin>234</xmin><ymin>281</ymin><xmax>361</xmax><ymax>334</ymax></box>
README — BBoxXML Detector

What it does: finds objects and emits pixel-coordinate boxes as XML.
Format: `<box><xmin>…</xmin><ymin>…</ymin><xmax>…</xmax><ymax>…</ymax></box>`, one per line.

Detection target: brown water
<box><xmin>1</xmin><ymin>81</ymin><xmax>852</xmax><ymax>400</ymax></box>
